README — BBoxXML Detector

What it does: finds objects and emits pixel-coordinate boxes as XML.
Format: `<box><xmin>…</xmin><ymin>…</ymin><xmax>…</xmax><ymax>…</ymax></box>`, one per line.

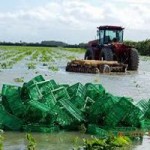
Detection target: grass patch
<box><xmin>66</xmin><ymin>56</ymin><xmax>77</xmax><ymax>60</ymax></box>
<box><xmin>26</xmin><ymin>133</ymin><xmax>36</xmax><ymax>150</ymax></box>
<box><xmin>74</xmin><ymin>136</ymin><xmax>132</xmax><ymax>150</ymax></box>
<box><xmin>0</xmin><ymin>134</ymin><xmax>4</xmax><ymax>150</ymax></box>
<box><xmin>14</xmin><ymin>77</ymin><xmax>24</xmax><ymax>83</ymax></box>
<box><xmin>60</xmin><ymin>47</ymin><xmax>86</xmax><ymax>54</ymax></box>
<box><xmin>27</xmin><ymin>62</ymin><xmax>36</xmax><ymax>69</ymax></box>
<box><xmin>49</xmin><ymin>65</ymin><xmax>59</xmax><ymax>72</ymax></box>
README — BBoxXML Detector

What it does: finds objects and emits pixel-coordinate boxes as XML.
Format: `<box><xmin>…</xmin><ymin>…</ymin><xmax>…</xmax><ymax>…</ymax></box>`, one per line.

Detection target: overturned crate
<box><xmin>0</xmin><ymin>104</ymin><xmax>23</xmax><ymax>131</ymax></box>
<box><xmin>2</xmin><ymin>84</ymin><xmax>27</xmax><ymax>118</ymax></box>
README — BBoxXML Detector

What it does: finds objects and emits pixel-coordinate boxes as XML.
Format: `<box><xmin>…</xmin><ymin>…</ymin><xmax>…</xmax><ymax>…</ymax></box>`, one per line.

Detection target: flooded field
<box><xmin>0</xmin><ymin>46</ymin><xmax>150</xmax><ymax>149</ymax></box>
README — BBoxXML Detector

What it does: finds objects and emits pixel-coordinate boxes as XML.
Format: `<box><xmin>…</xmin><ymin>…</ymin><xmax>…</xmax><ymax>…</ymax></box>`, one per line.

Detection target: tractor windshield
<box><xmin>98</xmin><ymin>29</ymin><xmax>123</xmax><ymax>45</ymax></box>
<box><xmin>105</xmin><ymin>30</ymin><xmax>123</xmax><ymax>43</ymax></box>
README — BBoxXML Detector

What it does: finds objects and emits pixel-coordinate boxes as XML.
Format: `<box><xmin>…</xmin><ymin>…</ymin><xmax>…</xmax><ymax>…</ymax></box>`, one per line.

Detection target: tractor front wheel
<box><xmin>84</xmin><ymin>48</ymin><xmax>94</xmax><ymax>60</ymax></box>
<box><xmin>128</xmin><ymin>48</ymin><xmax>139</xmax><ymax>70</ymax></box>
<box><xmin>101</xmin><ymin>47</ymin><xmax>113</xmax><ymax>61</ymax></box>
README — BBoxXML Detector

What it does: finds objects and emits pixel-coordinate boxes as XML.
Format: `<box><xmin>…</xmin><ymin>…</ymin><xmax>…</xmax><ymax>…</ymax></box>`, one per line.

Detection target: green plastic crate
<box><xmin>2</xmin><ymin>85</ymin><xmax>26</xmax><ymax>118</ymax></box>
<box><xmin>40</xmin><ymin>93</ymin><xmax>56</xmax><ymax>109</ymax></box>
<box><xmin>24</xmin><ymin>100</ymin><xmax>51</xmax><ymax>123</ymax></box>
<box><xmin>67</xmin><ymin>83</ymin><xmax>85</xmax><ymax>98</ymax></box>
<box><xmin>2</xmin><ymin>84</ymin><xmax>27</xmax><ymax>116</ymax></box>
<box><xmin>21</xmin><ymin>75</ymin><xmax>45</xmax><ymax>100</ymax></box>
<box><xmin>123</xmin><ymin>106</ymin><xmax>144</xmax><ymax>127</ymax></box>
<box><xmin>140</xmin><ymin>119</ymin><xmax>150</xmax><ymax>130</ymax></box>
<box><xmin>36</xmin><ymin>80</ymin><xmax>57</xmax><ymax>95</ymax></box>
<box><xmin>104</xmin><ymin>98</ymin><xmax>136</xmax><ymax>127</ymax></box>
<box><xmin>117</xmin><ymin>97</ymin><xmax>135</xmax><ymax>116</ymax></box>
<box><xmin>136</xmin><ymin>100</ymin><xmax>149</xmax><ymax>113</ymax></box>
<box><xmin>69</xmin><ymin>96</ymin><xmax>85</xmax><ymax>110</ymax></box>
<box><xmin>49</xmin><ymin>104</ymin><xmax>74</xmax><ymax>127</ymax></box>
<box><xmin>104</xmin><ymin>105</ymin><xmax>128</xmax><ymax>127</ymax></box>
<box><xmin>58</xmin><ymin>98</ymin><xmax>84</xmax><ymax>122</ymax></box>
<box><xmin>52</xmin><ymin>87</ymin><xmax>70</xmax><ymax>101</ymax></box>
<box><xmin>89</xmin><ymin>94</ymin><xmax>119</xmax><ymax>123</ymax></box>
<box><xmin>27</xmin><ymin>84</ymin><xmax>43</xmax><ymax>101</ymax></box>
<box><xmin>24</xmin><ymin>75</ymin><xmax>45</xmax><ymax>87</ymax></box>
<box><xmin>94</xmin><ymin>84</ymin><xmax>106</xmax><ymax>93</ymax></box>
<box><xmin>87</xmin><ymin>124</ymin><xmax>108</xmax><ymax>138</ymax></box>
<box><xmin>0</xmin><ymin>104</ymin><xmax>23</xmax><ymax>131</ymax></box>
<box><xmin>145</xmin><ymin>99</ymin><xmax>150</xmax><ymax>119</ymax></box>
<box><xmin>84</xmin><ymin>83</ymin><xmax>105</xmax><ymax>100</ymax></box>
<box><xmin>26</xmin><ymin>80</ymin><xmax>58</xmax><ymax>101</ymax></box>
<box><xmin>2</xmin><ymin>84</ymin><xmax>21</xmax><ymax>97</ymax></box>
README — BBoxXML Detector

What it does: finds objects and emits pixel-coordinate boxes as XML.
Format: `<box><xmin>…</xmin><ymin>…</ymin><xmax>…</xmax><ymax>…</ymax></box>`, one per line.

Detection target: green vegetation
<box><xmin>49</xmin><ymin>65</ymin><xmax>59</xmax><ymax>72</ymax></box>
<box><xmin>75</xmin><ymin>136</ymin><xmax>132</xmax><ymax>150</ymax></box>
<box><xmin>26</xmin><ymin>133</ymin><xmax>36</xmax><ymax>150</ymax></box>
<box><xmin>14</xmin><ymin>77</ymin><xmax>24</xmax><ymax>83</ymax></box>
<box><xmin>61</xmin><ymin>47</ymin><xmax>86</xmax><ymax>53</ymax></box>
<box><xmin>0</xmin><ymin>135</ymin><xmax>4</xmax><ymax>150</ymax></box>
<box><xmin>27</xmin><ymin>62</ymin><xmax>36</xmax><ymax>69</ymax></box>
<box><xmin>125</xmin><ymin>39</ymin><xmax>150</xmax><ymax>56</ymax></box>
<box><xmin>0</xmin><ymin>46</ymin><xmax>84</xmax><ymax>70</ymax></box>
<box><xmin>66</xmin><ymin>55</ymin><xmax>77</xmax><ymax>60</ymax></box>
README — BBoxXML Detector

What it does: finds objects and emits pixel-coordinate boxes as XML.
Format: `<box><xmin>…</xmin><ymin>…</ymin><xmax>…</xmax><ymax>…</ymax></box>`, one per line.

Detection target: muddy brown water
<box><xmin>0</xmin><ymin>55</ymin><xmax>150</xmax><ymax>149</ymax></box>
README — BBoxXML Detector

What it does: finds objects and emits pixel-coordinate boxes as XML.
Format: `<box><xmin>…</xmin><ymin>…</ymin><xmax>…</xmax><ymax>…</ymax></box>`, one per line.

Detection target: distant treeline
<box><xmin>124</xmin><ymin>39</ymin><xmax>150</xmax><ymax>56</ymax></box>
<box><xmin>0</xmin><ymin>41</ymin><xmax>87</xmax><ymax>48</ymax></box>
<box><xmin>0</xmin><ymin>39</ymin><xmax>150</xmax><ymax>56</ymax></box>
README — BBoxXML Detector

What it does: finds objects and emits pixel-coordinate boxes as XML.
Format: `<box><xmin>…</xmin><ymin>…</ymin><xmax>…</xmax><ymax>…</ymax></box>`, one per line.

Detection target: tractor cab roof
<box><xmin>98</xmin><ymin>25</ymin><xmax>124</xmax><ymax>30</ymax></box>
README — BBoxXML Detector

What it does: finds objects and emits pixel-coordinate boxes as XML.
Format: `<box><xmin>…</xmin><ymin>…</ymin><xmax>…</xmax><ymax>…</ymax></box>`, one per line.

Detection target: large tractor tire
<box><xmin>84</xmin><ymin>48</ymin><xmax>94</xmax><ymax>60</ymax></box>
<box><xmin>101</xmin><ymin>47</ymin><xmax>113</xmax><ymax>61</ymax></box>
<box><xmin>128</xmin><ymin>48</ymin><xmax>139</xmax><ymax>70</ymax></box>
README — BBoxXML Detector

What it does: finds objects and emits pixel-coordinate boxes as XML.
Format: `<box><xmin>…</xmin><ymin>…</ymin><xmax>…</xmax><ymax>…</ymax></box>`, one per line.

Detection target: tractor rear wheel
<box><xmin>101</xmin><ymin>47</ymin><xmax>113</xmax><ymax>61</ymax></box>
<box><xmin>128</xmin><ymin>48</ymin><xmax>139</xmax><ymax>70</ymax></box>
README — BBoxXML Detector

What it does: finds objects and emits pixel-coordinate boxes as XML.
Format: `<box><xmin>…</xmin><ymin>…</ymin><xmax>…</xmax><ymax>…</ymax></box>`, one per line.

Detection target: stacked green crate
<box><xmin>27</xmin><ymin>84</ymin><xmax>43</xmax><ymax>101</ymax></box>
<box><xmin>2</xmin><ymin>84</ymin><xmax>26</xmax><ymax>118</ymax></box>
<box><xmin>41</xmin><ymin>93</ymin><xmax>56</xmax><ymax>109</ymax></box>
<box><xmin>145</xmin><ymin>99</ymin><xmax>150</xmax><ymax>119</ymax></box>
<box><xmin>36</xmin><ymin>80</ymin><xmax>57</xmax><ymax>95</ymax></box>
<box><xmin>24</xmin><ymin>100</ymin><xmax>52</xmax><ymax>124</ymax></box>
<box><xmin>84</xmin><ymin>83</ymin><xmax>105</xmax><ymax>101</ymax></box>
<box><xmin>104</xmin><ymin>97</ymin><xmax>134</xmax><ymax>127</ymax></box>
<box><xmin>21</xmin><ymin>75</ymin><xmax>45</xmax><ymax>100</ymax></box>
<box><xmin>67</xmin><ymin>83</ymin><xmax>85</xmax><ymax>110</ymax></box>
<box><xmin>49</xmin><ymin>103</ymin><xmax>74</xmax><ymax>127</ymax></box>
<box><xmin>0</xmin><ymin>104</ymin><xmax>23</xmax><ymax>131</ymax></box>
<box><xmin>24</xmin><ymin>75</ymin><xmax>45</xmax><ymax>87</ymax></box>
<box><xmin>58</xmin><ymin>98</ymin><xmax>84</xmax><ymax>122</ymax></box>
<box><xmin>123</xmin><ymin>105</ymin><xmax>145</xmax><ymax>127</ymax></box>
<box><xmin>87</xmin><ymin>124</ymin><xmax>108</xmax><ymax>138</ymax></box>
<box><xmin>136</xmin><ymin>100</ymin><xmax>149</xmax><ymax>114</ymax></box>
<box><xmin>26</xmin><ymin>80</ymin><xmax>57</xmax><ymax>101</ymax></box>
<box><xmin>52</xmin><ymin>87</ymin><xmax>70</xmax><ymax>101</ymax></box>
<box><xmin>89</xmin><ymin>93</ymin><xmax>119</xmax><ymax>123</ymax></box>
<box><xmin>140</xmin><ymin>119</ymin><xmax>150</xmax><ymax>130</ymax></box>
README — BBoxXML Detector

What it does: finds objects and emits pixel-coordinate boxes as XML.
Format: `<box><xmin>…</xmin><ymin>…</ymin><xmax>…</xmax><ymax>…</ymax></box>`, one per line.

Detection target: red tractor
<box><xmin>84</xmin><ymin>26</ymin><xmax>139</xmax><ymax>70</ymax></box>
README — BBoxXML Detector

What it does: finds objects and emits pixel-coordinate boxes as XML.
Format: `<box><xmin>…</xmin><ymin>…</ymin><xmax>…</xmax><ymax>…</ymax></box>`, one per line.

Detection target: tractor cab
<box><xmin>97</xmin><ymin>26</ymin><xmax>124</xmax><ymax>45</ymax></box>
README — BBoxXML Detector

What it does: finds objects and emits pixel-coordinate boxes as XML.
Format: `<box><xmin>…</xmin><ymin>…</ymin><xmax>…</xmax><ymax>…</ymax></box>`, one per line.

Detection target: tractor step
<box><xmin>66</xmin><ymin>60</ymin><xmax>127</xmax><ymax>74</ymax></box>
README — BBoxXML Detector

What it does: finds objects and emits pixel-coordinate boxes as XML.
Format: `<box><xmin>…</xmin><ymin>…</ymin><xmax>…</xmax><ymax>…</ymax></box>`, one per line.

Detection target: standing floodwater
<box><xmin>0</xmin><ymin>47</ymin><xmax>150</xmax><ymax>149</ymax></box>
